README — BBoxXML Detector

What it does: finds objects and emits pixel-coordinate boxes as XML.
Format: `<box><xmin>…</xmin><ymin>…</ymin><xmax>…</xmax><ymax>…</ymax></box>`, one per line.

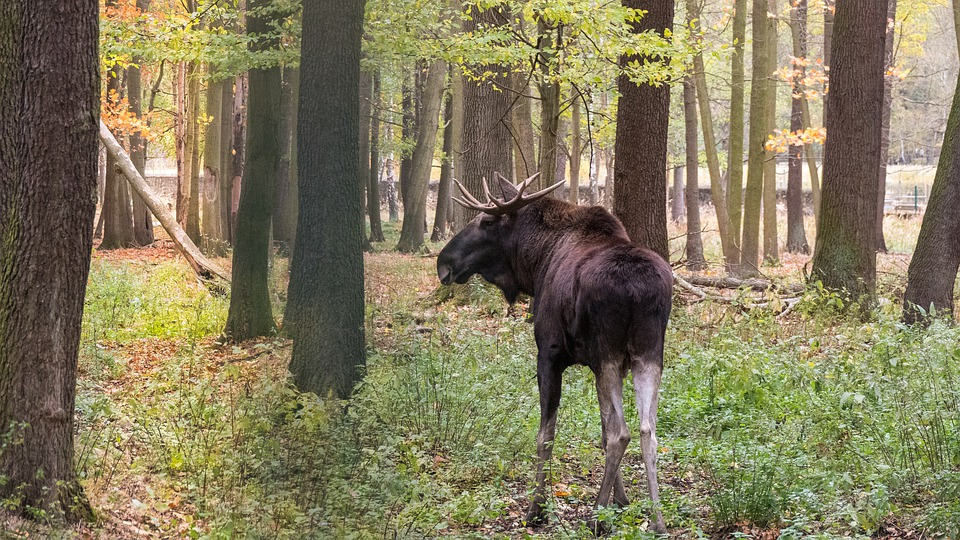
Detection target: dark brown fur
<box><xmin>438</xmin><ymin>182</ymin><xmax>672</xmax><ymax>532</ymax></box>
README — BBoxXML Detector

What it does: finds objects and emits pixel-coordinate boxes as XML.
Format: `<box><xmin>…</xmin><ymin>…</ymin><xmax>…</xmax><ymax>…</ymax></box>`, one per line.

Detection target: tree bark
<box><xmin>399</xmin><ymin>76</ymin><xmax>415</xmax><ymax>210</ymax></box>
<box><xmin>127</xmin><ymin>20</ymin><xmax>155</xmax><ymax>247</ymax></box>
<box><xmin>786</xmin><ymin>0</ymin><xmax>810</xmax><ymax>254</ymax></box>
<box><xmin>810</xmin><ymin>0</ymin><xmax>887</xmax><ymax>304</ymax></box>
<box><xmin>219</xmin><ymin>77</ymin><xmax>235</xmax><ymax>244</ymax></box>
<box><xmin>671</xmin><ymin>167</ymin><xmax>684</xmax><ymax>223</ymax></box>
<box><xmin>727</xmin><ymin>0</ymin><xmax>748</xmax><ymax>251</ymax></box>
<box><xmin>358</xmin><ymin>68</ymin><xmax>374</xmax><ymax>251</ymax></box>
<box><xmin>902</xmin><ymin>61</ymin><xmax>960</xmax><ymax>323</ymax></box>
<box><xmin>569</xmin><ymin>87</ymin><xmax>582</xmax><ymax>204</ymax></box>
<box><xmin>101</xmin><ymin>62</ymin><xmax>136</xmax><ymax>250</ymax></box>
<box><xmin>432</xmin><ymin>83</ymin><xmax>454</xmax><ymax>241</ymax></box>
<box><xmin>762</xmin><ymin>0</ymin><xmax>779</xmax><ymax>265</ymax></box>
<box><xmin>537</xmin><ymin>20</ymin><xmax>561</xmax><ymax>193</ymax></box>
<box><xmin>287</xmin><ymin>0</ymin><xmax>366</xmax><ymax>398</ymax></box>
<box><xmin>203</xmin><ymin>76</ymin><xmax>225</xmax><ymax>254</ymax></box>
<box><xmin>876</xmin><ymin>0</ymin><xmax>897</xmax><ymax>253</ymax></box>
<box><xmin>614</xmin><ymin>0</ymin><xmax>674</xmax><ymax>260</ymax></box>
<box><xmin>740</xmin><ymin>0</ymin><xmax>771</xmax><ymax>276</ymax></box>
<box><xmin>0</xmin><ymin>0</ymin><xmax>97</xmax><ymax>519</ymax></box>
<box><xmin>683</xmin><ymin>76</ymin><xmax>706</xmax><ymax>270</ymax></box>
<box><xmin>688</xmin><ymin>0</ymin><xmax>737</xmax><ymax>269</ymax></box>
<box><xmin>369</xmin><ymin>69</ymin><xmax>386</xmax><ymax>242</ymax></box>
<box><xmin>224</xmin><ymin>0</ymin><xmax>281</xmax><ymax>341</ymax></box>
<box><xmin>397</xmin><ymin>60</ymin><xmax>446</xmax><ymax>253</ymax></box>
<box><xmin>511</xmin><ymin>74</ymin><xmax>538</xmax><ymax>180</ymax></box>
<box><xmin>456</xmin><ymin>5</ymin><xmax>514</xmax><ymax>230</ymax></box>
<box><xmin>230</xmin><ymin>74</ymin><xmax>247</xmax><ymax>241</ymax></box>
<box><xmin>187</xmin><ymin>62</ymin><xmax>202</xmax><ymax>244</ymax></box>
<box><xmin>272</xmin><ymin>66</ymin><xmax>297</xmax><ymax>248</ymax></box>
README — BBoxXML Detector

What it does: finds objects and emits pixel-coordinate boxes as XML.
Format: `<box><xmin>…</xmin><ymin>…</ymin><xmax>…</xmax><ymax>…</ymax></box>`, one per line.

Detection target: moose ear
<box><xmin>495</xmin><ymin>172</ymin><xmax>519</xmax><ymax>200</ymax></box>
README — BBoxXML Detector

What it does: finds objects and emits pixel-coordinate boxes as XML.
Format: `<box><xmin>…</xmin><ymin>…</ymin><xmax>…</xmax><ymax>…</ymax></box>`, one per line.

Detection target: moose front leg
<box><xmin>524</xmin><ymin>355</ymin><xmax>563</xmax><ymax>525</ymax></box>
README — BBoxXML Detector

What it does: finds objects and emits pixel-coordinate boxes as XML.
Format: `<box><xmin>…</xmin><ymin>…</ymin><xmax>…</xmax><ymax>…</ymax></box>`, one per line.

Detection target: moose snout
<box><xmin>438</xmin><ymin>264</ymin><xmax>453</xmax><ymax>285</ymax></box>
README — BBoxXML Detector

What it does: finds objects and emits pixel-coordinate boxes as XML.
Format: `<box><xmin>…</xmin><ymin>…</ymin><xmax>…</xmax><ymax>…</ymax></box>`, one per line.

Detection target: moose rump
<box><xmin>436</xmin><ymin>173</ymin><xmax>672</xmax><ymax>533</ymax></box>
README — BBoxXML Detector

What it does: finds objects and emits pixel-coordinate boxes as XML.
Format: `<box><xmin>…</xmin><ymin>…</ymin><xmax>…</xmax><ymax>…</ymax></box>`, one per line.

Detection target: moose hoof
<box><xmin>585</xmin><ymin>518</ymin><xmax>609</xmax><ymax>536</ymax></box>
<box><xmin>649</xmin><ymin>519</ymin><xmax>667</xmax><ymax>535</ymax></box>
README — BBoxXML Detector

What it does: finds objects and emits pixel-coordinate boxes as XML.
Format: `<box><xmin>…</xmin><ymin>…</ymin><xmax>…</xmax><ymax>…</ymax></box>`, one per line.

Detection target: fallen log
<box><xmin>98</xmin><ymin>120</ymin><xmax>231</xmax><ymax>288</ymax></box>
<box><xmin>675</xmin><ymin>273</ymin><xmax>804</xmax><ymax>294</ymax></box>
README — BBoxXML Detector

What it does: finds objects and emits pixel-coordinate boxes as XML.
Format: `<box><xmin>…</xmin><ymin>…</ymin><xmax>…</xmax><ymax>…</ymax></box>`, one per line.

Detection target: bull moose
<box><xmin>436</xmin><ymin>173</ymin><xmax>672</xmax><ymax>533</ymax></box>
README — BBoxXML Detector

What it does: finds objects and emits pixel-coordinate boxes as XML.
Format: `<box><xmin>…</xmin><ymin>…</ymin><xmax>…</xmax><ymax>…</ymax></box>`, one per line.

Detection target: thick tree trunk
<box><xmin>728</xmin><ymin>0</ymin><xmax>748</xmax><ymax>251</ymax></box>
<box><xmin>397</xmin><ymin>60</ymin><xmax>446</xmax><ymax>253</ymax></box>
<box><xmin>876</xmin><ymin>0</ymin><xmax>898</xmax><ymax>253</ymax></box>
<box><xmin>614</xmin><ymin>0</ymin><xmax>674</xmax><ymax>260</ymax></box>
<box><xmin>456</xmin><ymin>5</ymin><xmax>513</xmax><ymax>230</ymax></box>
<box><xmin>811</xmin><ymin>0</ymin><xmax>887</xmax><ymax>304</ymax></box>
<box><xmin>762</xmin><ymin>0</ymin><xmax>779</xmax><ymax>266</ymax></box>
<box><xmin>203</xmin><ymin>76</ymin><xmax>225</xmax><ymax>255</ymax></box>
<box><xmin>224</xmin><ymin>0</ymin><xmax>281</xmax><ymax>341</ymax></box>
<box><xmin>683</xmin><ymin>76</ymin><xmax>706</xmax><ymax>270</ymax></box>
<box><xmin>569</xmin><ymin>88</ymin><xmax>582</xmax><ymax>205</ymax></box>
<box><xmin>272</xmin><ymin>66</ymin><xmax>297</xmax><ymax>248</ymax></box>
<box><xmin>740</xmin><ymin>0</ymin><xmax>771</xmax><ymax>276</ymax></box>
<box><xmin>432</xmin><ymin>85</ymin><xmax>455</xmax><ymax>241</ymax></box>
<box><xmin>786</xmin><ymin>0</ymin><xmax>810</xmax><ymax>254</ymax></box>
<box><xmin>287</xmin><ymin>0</ymin><xmax>366</xmax><ymax>398</ymax></box>
<box><xmin>0</xmin><ymin>0</ymin><xmax>98</xmax><ymax>519</ymax></box>
<box><xmin>369</xmin><ymin>70</ymin><xmax>386</xmax><ymax>242</ymax></box>
<box><xmin>902</xmin><ymin>66</ymin><xmax>960</xmax><ymax>323</ymax></box>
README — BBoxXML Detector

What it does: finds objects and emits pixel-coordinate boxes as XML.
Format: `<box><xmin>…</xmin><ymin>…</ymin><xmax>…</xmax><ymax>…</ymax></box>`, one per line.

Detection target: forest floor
<box><xmin>3</xmin><ymin>214</ymin><xmax>960</xmax><ymax>539</ymax></box>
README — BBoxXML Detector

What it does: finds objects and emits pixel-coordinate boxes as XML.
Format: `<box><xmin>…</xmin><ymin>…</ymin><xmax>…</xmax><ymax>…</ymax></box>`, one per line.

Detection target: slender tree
<box><xmin>128</xmin><ymin>0</ymin><xmax>155</xmax><ymax>247</ymax></box>
<box><xmin>272</xmin><ymin>66</ymin><xmax>298</xmax><ymax>249</ymax></box>
<box><xmin>101</xmin><ymin>60</ymin><xmax>136</xmax><ymax>250</ymax></box>
<box><xmin>397</xmin><ymin>59</ymin><xmax>446</xmax><ymax>253</ymax></box>
<box><xmin>224</xmin><ymin>0</ymin><xmax>282</xmax><ymax>340</ymax></box>
<box><xmin>359</xmin><ymin>68</ymin><xmax>374</xmax><ymax>251</ymax></box>
<box><xmin>683</xmin><ymin>76</ymin><xmax>706</xmax><ymax>270</ymax></box>
<box><xmin>203</xmin><ymin>74</ymin><xmax>226</xmax><ymax>254</ymax></box>
<box><xmin>0</xmin><ymin>0</ymin><xmax>98</xmax><ymax>519</ymax></box>
<box><xmin>786</xmin><ymin>0</ymin><xmax>810</xmax><ymax>254</ymax></box>
<box><xmin>369</xmin><ymin>69</ymin><xmax>386</xmax><ymax>242</ymax></box>
<box><xmin>287</xmin><ymin>0</ymin><xmax>366</xmax><ymax>398</ymax></box>
<box><xmin>762</xmin><ymin>0</ymin><xmax>779</xmax><ymax>266</ymax></box>
<box><xmin>613</xmin><ymin>0</ymin><xmax>675</xmax><ymax>260</ymax></box>
<box><xmin>432</xmin><ymin>84</ymin><xmax>455</xmax><ymax>241</ymax></box>
<box><xmin>876</xmin><ymin>0</ymin><xmax>898</xmax><ymax>253</ymax></box>
<box><xmin>728</xmin><ymin>0</ymin><xmax>748</xmax><ymax>251</ymax></box>
<box><xmin>570</xmin><ymin>88</ymin><xmax>582</xmax><ymax>205</ymax></box>
<box><xmin>740</xmin><ymin>0</ymin><xmax>772</xmax><ymax>276</ymax></box>
<box><xmin>810</xmin><ymin>0</ymin><xmax>888</xmax><ymax>303</ymax></box>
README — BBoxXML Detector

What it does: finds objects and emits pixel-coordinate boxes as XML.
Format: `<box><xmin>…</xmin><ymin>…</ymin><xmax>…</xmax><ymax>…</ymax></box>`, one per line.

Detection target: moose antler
<box><xmin>451</xmin><ymin>172</ymin><xmax>563</xmax><ymax>216</ymax></box>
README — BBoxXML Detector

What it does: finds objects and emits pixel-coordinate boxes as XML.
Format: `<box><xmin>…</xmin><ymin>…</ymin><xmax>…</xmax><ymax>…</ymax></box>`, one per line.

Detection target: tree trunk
<box><xmin>399</xmin><ymin>76</ymin><xmax>415</xmax><ymax>211</ymax></box>
<box><xmin>684</xmin><ymin>76</ymin><xmax>706</xmax><ymax>270</ymax></box>
<box><xmin>762</xmin><ymin>0</ymin><xmax>779</xmax><ymax>266</ymax></box>
<box><xmin>789</xmin><ymin>0</ymin><xmax>822</xmax><ymax>224</ymax></box>
<box><xmin>432</xmin><ymin>83</ymin><xmax>454</xmax><ymax>241</ymax></box>
<box><xmin>287</xmin><ymin>0</ymin><xmax>366</xmax><ymax>398</ymax></box>
<box><xmin>786</xmin><ymin>0</ymin><xmax>810</xmax><ymax>254</ymax></box>
<box><xmin>688</xmin><ymin>0</ymin><xmax>737</xmax><ymax>269</ymax></box>
<box><xmin>100</xmin><ymin>122</ymin><xmax>230</xmax><ymax>284</ymax></box>
<box><xmin>397</xmin><ymin>60</ymin><xmax>446</xmax><ymax>253</ymax></box>
<box><xmin>810</xmin><ymin>0</ymin><xmax>887</xmax><ymax>304</ymax></box>
<box><xmin>101</xmin><ymin>64</ymin><xmax>136</xmax><ymax>250</ymax></box>
<box><xmin>740</xmin><ymin>0</ymin><xmax>771</xmax><ymax>276</ymax></box>
<box><xmin>876</xmin><ymin>0</ymin><xmax>897</xmax><ymax>253</ymax></box>
<box><xmin>511</xmin><ymin>74</ymin><xmax>538</xmax><ymax>180</ymax></box>
<box><xmin>175</xmin><ymin>62</ymin><xmax>190</xmax><ymax>231</ymax></box>
<box><xmin>219</xmin><ymin>77</ymin><xmax>235</xmax><ymax>245</ymax></box>
<box><xmin>224</xmin><ymin>0</ymin><xmax>281</xmax><ymax>341</ymax></box>
<box><xmin>203</xmin><ymin>77</ymin><xmax>226</xmax><ymax>255</ymax></box>
<box><xmin>456</xmin><ymin>5</ymin><xmax>514</xmax><ymax>230</ymax></box>
<box><xmin>369</xmin><ymin>69</ymin><xmax>386</xmax><ymax>242</ymax></box>
<box><xmin>127</xmin><ymin>27</ymin><xmax>155</xmax><ymax>247</ymax></box>
<box><xmin>187</xmin><ymin>63</ymin><xmax>202</xmax><ymax>244</ymax></box>
<box><xmin>358</xmin><ymin>68</ymin><xmax>374</xmax><ymax>251</ymax></box>
<box><xmin>728</xmin><ymin>0</ymin><xmax>748</xmax><ymax>252</ymax></box>
<box><xmin>0</xmin><ymin>0</ymin><xmax>97</xmax><ymax>519</ymax></box>
<box><xmin>230</xmin><ymin>74</ymin><xmax>247</xmax><ymax>241</ymax></box>
<box><xmin>671</xmin><ymin>167</ymin><xmax>684</xmax><ymax>223</ymax></box>
<box><xmin>272</xmin><ymin>66</ymin><xmax>297</xmax><ymax>249</ymax></box>
<box><xmin>614</xmin><ymin>0</ymin><xmax>674</xmax><ymax>260</ymax></box>
<box><xmin>537</xmin><ymin>20</ymin><xmax>561</xmax><ymax>193</ymax></box>
<box><xmin>448</xmin><ymin>71</ymin><xmax>466</xmax><ymax>228</ymax></box>
<box><xmin>569</xmin><ymin>87</ymin><xmax>582</xmax><ymax>205</ymax></box>
<box><xmin>902</xmin><ymin>62</ymin><xmax>960</xmax><ymax>323</ymax></box>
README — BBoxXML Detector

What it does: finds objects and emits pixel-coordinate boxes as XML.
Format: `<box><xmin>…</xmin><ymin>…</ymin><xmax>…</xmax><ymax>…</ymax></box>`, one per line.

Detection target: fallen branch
<box><xmin>673</xmin><ymin>272</ymin><xmax>804</xmax><ymax>317</ymax></box>
<box><xmin>98</xmin><ymin>120</ymin><xmax>231</xmax><ymax>290</ymax></box>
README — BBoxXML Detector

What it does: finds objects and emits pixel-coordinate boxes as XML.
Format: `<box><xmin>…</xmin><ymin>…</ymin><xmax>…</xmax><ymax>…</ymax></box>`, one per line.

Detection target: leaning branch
<box><xmin>98</xmin><ymin>120</ymin><xmax>231</xmax><ymax>289</ymax></box>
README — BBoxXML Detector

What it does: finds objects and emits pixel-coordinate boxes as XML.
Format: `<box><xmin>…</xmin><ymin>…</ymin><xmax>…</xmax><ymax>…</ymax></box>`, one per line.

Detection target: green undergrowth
<box><xmin>18</xmin><ymin>250</ymin><xmax>960</xmax><ymax>539</ymax></box>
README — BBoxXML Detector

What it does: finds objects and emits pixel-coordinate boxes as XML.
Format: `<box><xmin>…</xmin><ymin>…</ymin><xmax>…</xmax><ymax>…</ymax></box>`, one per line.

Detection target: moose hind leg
<box><xmin>600</xmin><ymin>411</ymin><xmax>630</xmax><ymax>506</ymax></box>
<box><xmin>632</xmin><ymin>357</ymin><xmax>666</xmax><ymax>533</ymax></box>
<box><xmin>525</xmin><ymin>358</ymin><xmax>563</xmax><ymax>526</ymax></box>
<box><xmin>593</xmin><ymin>362</ymin><xmax>630</xmax><ymax>511</ymax></box>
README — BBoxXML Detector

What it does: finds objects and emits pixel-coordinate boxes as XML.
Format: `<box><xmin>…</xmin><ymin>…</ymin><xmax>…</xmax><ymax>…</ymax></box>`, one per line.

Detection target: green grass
<box><xmin>10</xmin><ymin>223</ymin><xmax>960</xmax><ymax>539</ymax></box>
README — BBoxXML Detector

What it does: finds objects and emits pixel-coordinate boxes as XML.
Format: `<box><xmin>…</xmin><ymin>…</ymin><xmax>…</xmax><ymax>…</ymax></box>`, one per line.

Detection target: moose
<box><xmin>436</xmin><ymin>173</ymin><xmax>672</xmax><ymax>533</ymax></box>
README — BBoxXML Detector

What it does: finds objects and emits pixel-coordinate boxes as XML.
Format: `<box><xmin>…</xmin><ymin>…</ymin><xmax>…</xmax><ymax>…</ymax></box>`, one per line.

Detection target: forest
<box><xmin>2</xmin><ymin>0</ymin><xmax>960</xmax><ymax>538</ymax></box>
